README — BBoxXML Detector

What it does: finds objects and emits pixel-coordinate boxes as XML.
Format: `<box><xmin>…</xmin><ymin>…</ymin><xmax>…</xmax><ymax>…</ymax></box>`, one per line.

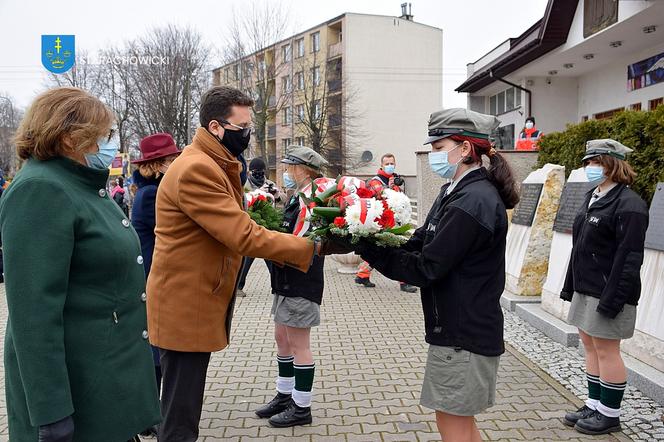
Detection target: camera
<box><xmin>393</xmin><ymin>174</ymin><xmax>405</xmax><ymax>187</ymax></box>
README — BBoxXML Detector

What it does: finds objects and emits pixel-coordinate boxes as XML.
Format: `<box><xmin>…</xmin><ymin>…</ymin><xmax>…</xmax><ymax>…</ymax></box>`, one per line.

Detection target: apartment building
<box><xmin>212</xmin><ymin>8</ymin><xmax>442</xmax><ymax>191</ymax></box>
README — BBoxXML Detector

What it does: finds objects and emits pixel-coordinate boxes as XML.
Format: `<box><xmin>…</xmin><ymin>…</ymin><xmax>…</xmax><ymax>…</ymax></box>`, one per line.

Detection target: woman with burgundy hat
<box><xmin>131</xmin><ymin>132</ymin><xmax>181</xmax><ymax>436</ymax></box>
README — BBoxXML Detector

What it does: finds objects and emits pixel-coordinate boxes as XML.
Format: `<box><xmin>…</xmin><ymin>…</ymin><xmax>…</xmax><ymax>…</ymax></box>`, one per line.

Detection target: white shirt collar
<box><xmin>446</xmin><ymin>165</ymin><xmax>481</xmax><ymax>196</ymax></box>
<box><xmin>589</xmin><ymin>182</ymin><xmax>618</xmax><ymax>207</ymax></box>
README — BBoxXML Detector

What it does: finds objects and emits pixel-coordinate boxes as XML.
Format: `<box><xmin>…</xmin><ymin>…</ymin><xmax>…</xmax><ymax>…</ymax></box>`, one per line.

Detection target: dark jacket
<box><xmin>272</xmin><ymin>195</ymin><xmax>325</xmax><ymax>304</ymax></box>
<box><xmin>358</xmin><ymin>168</ymin><xmax>507</xmax><ymax>356</ymax></box>
<box><xmin>561</xmin><ymin>184</ymin><xmax>649</xmax><ymax>318</ymax></box>
<box><xmin>0</xmin><ymin>157</ymin><xmax>160</xmax><ymax>441</ymax></box>
<box><xmin>131</xmin><ymin>170</ymin><xmax>161</xmax><ymax>277</ymax></box>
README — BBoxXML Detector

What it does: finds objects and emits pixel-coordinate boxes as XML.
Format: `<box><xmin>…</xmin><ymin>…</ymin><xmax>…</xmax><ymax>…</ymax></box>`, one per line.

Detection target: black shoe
<box><xmin>562</xmin><ymin>405</ymin><xmax>596</xmax><ymax>427</ymax></box>
<box><xmin>255</xmin><ymin>392</ymin><xmax>292</xmax><ymax>418</ymax></box>
<box><xmin>574</xmin><ymin>410</ymin><xmax>621</xmax><ymax>435</ymax></box>
<box><xmin>400</xmin><ymin>283</ymin><xmax>417</xmax><ymax>293</ymax></box>
<box><xmin>355</xmin><ymin>277</ymin><xmax>376</xmax><ymax>288</ymax></box>
<box><xmin>268</xmin><ymin>400</ymin><xmax>312</xmax><ymax>427</ymax></box>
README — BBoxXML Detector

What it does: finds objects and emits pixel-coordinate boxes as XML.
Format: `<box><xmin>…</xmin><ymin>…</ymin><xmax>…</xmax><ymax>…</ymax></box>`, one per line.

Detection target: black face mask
<box><xmin>250</xmin><ymin>170</ymin><xmax>265</xmax><ymax>186</ymax></box>
<box><xmin>217</xmin><ymin>128</ymin><xmax>251</xmax><ymax>157</ymax></box>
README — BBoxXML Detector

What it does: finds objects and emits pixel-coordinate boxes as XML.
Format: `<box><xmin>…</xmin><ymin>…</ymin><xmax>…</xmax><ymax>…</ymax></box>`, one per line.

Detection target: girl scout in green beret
<box><xmin>561</xmin><ymin>139</ymin><xmax>649</xmax><ymax>435</ymax></box>
<box><xmin>350</xmin><ymin>108</ymin><xmax>520</xmax><ymax>441</ymax></box>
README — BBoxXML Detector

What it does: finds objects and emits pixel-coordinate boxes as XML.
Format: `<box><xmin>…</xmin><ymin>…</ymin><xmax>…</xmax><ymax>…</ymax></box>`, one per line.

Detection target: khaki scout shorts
<box><xmin>420</xmin><ymin>345</ymin><xmax>500</xmax><ymax>416</ymax></box>
<box><xmin>271</xmin><ymin>295</ymin><xmax>320</xmax><ymax>328</ymax></box>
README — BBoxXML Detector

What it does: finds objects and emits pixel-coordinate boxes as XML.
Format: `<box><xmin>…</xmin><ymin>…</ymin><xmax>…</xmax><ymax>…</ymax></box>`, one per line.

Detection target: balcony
<box><xmin>267</xmin><ymin>125</ymin><xmax>276</xmax><ymax>139</ymax></box>
<box><xmin>328</xmin><ymin>42</ymin><xmax>342</xmax><ymax>59</ymax></box>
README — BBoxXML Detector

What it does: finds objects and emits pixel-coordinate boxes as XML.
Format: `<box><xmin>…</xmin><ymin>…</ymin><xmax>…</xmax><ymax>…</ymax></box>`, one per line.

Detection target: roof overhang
<box><xmin>456</xmin><ymin>0</ymin><xmax>579</xmax><ymax>93</ymax></box>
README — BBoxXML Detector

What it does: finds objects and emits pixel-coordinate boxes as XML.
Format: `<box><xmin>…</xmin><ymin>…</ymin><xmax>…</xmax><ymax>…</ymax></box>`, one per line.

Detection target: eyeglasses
<box><xmin>219</xmin><ymin>119</ymin><xmax>252</xmax><ymax>137</ymax></box>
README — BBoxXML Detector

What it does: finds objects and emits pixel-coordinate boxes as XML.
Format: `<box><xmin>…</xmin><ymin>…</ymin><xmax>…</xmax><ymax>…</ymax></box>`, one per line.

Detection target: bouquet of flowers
<box><xmin>302</xmin><ymin>176</ymin><xmax>413</xmax><ymax>247</ymax></box>
<box><xmin>245</xmin><ymin>190</ymin><xmax>286</xmax><ymax>232</ymax></box>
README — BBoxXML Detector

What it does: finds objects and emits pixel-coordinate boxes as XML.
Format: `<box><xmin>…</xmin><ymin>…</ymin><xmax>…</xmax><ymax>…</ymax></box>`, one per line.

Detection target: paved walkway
<box><xmin>0</xmin><ymin>260</ymin><xmax>635</xmax><ymax>441</ymax></box>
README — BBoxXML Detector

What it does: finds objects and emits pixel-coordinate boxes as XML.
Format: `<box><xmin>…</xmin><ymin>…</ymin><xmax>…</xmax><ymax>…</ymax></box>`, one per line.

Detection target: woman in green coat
<box><xmin>0</xmin><ymin>87</ymin><xmax>161</xmax><ymax>442</ymax></box>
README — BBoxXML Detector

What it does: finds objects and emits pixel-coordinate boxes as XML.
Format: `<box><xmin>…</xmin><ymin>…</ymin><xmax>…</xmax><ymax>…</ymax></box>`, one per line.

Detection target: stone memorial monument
<box><xmin>505</xmin><ymin>164</ymin><xmax>565</xmax><ymax>296</ymax></box>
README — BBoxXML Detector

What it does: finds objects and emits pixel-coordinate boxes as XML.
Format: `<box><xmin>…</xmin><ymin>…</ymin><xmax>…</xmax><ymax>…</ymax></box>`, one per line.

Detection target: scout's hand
<box><xmin>39</xmin><ymin>415</ymin><xmax>74</xmax><ymax>442</ymax></box>
<box><xmin>316</xmin><ymin>237</ymin><xmax>354</xmax><ymax>256</ymax></box>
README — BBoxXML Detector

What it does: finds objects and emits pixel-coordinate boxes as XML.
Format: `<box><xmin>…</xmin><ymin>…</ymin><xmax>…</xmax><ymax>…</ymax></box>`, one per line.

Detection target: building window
<box><xmin>311</xmin><ymin>66</ymin><xmax>321</xmax><ymax>86</ymax></box>
<box><xmin>282</xmin><ymin>138</ymin><xmax>292</xmax><ymax>151</ymax></box>
<box><xmin>630</xmin><ymin>103</ymin><xmax>642</xmax><ymax>111</ymax></box>
<box><xmin>494</xmin><ymin>124</ymin><xmax>515</xmax><ymax>150</ymax></box>
<box><xmin>281</xmin><ymin>75</ymin><xmax>292</xmax><ymax>93</ymax></box>
<box><xmin>594</xmin><ymin>107</ymin><xmax>624</xmax><ymax>120</ymax></box>
<box><xmin>224</xmin><ymin>68</ymin><xmax>230</xmax><ymax>83</ymax></box>
<box><xmin>258</xmin><ymin>59</ymin><xmax>266</xmax><ymax>78</ymax></box>
<box><xmin>296</xmin><ymin>104</ymin><xmax>305</xmax><ymax>121</ymax></box>
<box><xmin>295</xmin><ymin>71</ymin><xmax>304</xmax><ymax>90</ymax></box>
<box><xmin>649</xmin><ymin>97</ymin><xmax>663</xmax><ymax>111</ymax></box>
<box><xmin>296</xmin><ymin>38</ymin><xmax>305</xmax><ymax>58</ymax></box>
<box><xmin>282</xmin><ymin>44</ymin><xmax>292</xmax><ymax>63</ymax></box>
<box><xmin>296</xmin><ymin>136</ymin><xmax>305</xmax><ymax>146</ymax></box>
<box><xmin>489</xmin><ymin>95</ymin><xmax>497</xmax><ymax>116</ymax></box>
<box><xmin>311</xmin><ymin>32</ymin><xmax>320</xmax><ymax>53</ymax></box>
<box><xmin>314</xmin><ymin>100</ymin><xmax>322</xmax><ymax>119</ymax></box>
<box><xmin>581</xmin><ymin>115</ymin><xmax>589</xmax><ymax>122</ymax></box>
<box><xmin>283</xmin><ymin>106</ymin><xmax>292</xmax><ymax>125</ymax></box>
<box><xmin>233</xmin><ymin>64</ymin><xmax>240</xmax><ymax>81</ymax></box>
<box><xmin>488</xmin><ymin>87</ymin><xmax>521</xmax><ymax>115</ymax></box>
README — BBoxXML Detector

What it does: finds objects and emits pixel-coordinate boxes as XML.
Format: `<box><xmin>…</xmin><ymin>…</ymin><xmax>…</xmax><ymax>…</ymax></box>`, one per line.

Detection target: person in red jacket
<box><xmin>515</xmin><ymin>116</ymin><xmax>543</xmax><ymax>151</ymax></box>
<box><xmin>355</xmin><ymin>153</ymin><xmax>417</xmax><ymax>293</ymax></box>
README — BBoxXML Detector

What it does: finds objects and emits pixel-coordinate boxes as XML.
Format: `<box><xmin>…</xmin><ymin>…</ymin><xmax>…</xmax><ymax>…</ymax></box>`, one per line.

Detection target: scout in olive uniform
<box><xmin>561</xmin><ymin>139</ymin><xmax>648</xmax><ymax>435</ymax></box>
<box><xmin>348</xmin><ymin>109</ymin><xmax>520</xmax><ymax>441</ymax></box>
<box><xmin>0</xmin><ymin>87</ymin><xmax>160</xmax><ymax>442</ymax></box>
<box><xmin>255</xmin><ymin>146</ymin><xmax>329</xmax><ymax>427</ymax></box>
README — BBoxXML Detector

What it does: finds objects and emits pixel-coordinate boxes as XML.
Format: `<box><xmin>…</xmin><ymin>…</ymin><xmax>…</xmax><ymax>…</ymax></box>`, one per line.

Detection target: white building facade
<box><xmin>457</xmin><ymin>0</ymin><xmax>664</xmax><ymax>149</ymax></box>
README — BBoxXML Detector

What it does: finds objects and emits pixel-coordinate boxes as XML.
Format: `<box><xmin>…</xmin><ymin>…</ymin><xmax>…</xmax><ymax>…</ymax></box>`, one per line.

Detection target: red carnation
<box><xmin>333</xmin><ymin>217</ymin><xmax>346</xmax><ymax>228</ymax></box>
<box><xmin>356</xmin><ymin>187</ymin><xmax>375</xmax><ymax>198</ymax></box>
<box><xmin>377</xmin><ymin>208</ymin><xmax>396</xmax><ymax>229</ymax></box>
<box><xmin>258</xmin><ymin>195</ymin><xmax>267</xmax><ymax>202</ymax></box>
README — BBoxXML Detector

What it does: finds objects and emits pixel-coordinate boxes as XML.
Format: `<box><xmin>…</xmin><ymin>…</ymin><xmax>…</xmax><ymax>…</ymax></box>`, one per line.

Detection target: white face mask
<box><xmin>525</xmin><ymin>121</ymin><xmax>534</xmax><ymax>130</ymax></box>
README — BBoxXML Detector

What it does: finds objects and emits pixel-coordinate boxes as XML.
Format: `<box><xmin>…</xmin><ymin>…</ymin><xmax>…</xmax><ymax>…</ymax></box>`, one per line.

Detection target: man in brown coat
<box><xmin>147</xmin><ymin>86</ymin><xmax>318</xmax><ymax>441</ymax></box>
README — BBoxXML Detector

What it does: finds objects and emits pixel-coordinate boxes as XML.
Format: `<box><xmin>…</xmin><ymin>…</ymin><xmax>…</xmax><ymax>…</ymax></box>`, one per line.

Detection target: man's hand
<box><xmin>39</xmin><ymin>416</ymin><xmax>74</xmax><ymax>442</ymax></box>
<box><xmin>388</xmin><ymin>177</ymin><xmax>395</xmax><ymax>188</ymax></box>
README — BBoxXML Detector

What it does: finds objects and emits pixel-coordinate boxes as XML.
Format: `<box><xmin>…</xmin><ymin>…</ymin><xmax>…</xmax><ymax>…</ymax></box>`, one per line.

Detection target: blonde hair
<box><xmin>14</xmin><ymin>87</ymin><xmax>114</xmax><ymax>161</ymax></box>
<box><xmin>137</xmin><ymin>155</ymin><xmax>179</xmax><ymax>179</ymax></box>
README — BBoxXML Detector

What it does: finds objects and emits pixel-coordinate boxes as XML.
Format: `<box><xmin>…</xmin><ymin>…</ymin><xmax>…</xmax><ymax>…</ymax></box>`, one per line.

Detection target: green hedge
<box><xmin>536</xmin><ymin>106</ymin><xmax>664</xmax><ymax>203</ymax></box>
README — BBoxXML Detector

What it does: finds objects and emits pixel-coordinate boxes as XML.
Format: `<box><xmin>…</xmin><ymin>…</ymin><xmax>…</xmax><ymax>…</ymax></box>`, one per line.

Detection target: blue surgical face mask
<box><xmin>383</xmin><ymin>165</ymin><xmax>396</xmax><ymax>174</ymax></box>
<box><xmin>429</xmin><ymin>143</ymin><xmax>462</xmax><ymax>179</ymax></box>
<box><xmin>283</xmin><ymin>171</ymin><xmax>297</xmax><ymax>189</ymax></box>
<box><xmin>85</xmin><ymin>133</ymin><xmax>119</xmax><ymax>170</ymax></box>
<box><xmin>585</xmin><ymin>165</ymin><xmax>606</xmax><ymax>184</ymax></box>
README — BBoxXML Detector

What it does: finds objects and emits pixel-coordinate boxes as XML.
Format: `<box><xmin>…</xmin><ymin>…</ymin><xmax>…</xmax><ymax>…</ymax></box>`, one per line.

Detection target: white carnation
<box><xmin>383</xmin><ymin>189</ymin><xmax>412</xmax><ymax>226</ymax></box>
<box><xmin>344</xmin><ymin>197</ymin><xmax>384</xmax><ymax>236</ymax></box>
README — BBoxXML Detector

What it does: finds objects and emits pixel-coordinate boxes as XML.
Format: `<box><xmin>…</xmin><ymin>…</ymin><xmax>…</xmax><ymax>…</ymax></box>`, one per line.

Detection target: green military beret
<box><xmin>424</xmin><ymin>108</ymin><xmax>501</xmax><ymax>145</ymax></box>
<box><xmin>281</xmin><ymin>145</ymin><xmax>329</xmax><ymax>170</ymax></box>
<box><xmin>582</xmin><ymin>139</ymin><xmax>633</xmax><ymax>161</ymax></box>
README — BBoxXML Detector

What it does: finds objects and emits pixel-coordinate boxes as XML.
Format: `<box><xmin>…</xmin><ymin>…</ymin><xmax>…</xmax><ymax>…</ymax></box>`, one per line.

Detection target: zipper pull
<box><xmin>113</xmin><ymin>312</ymin><xmax>118</xmax><ymax>324</ymax></box>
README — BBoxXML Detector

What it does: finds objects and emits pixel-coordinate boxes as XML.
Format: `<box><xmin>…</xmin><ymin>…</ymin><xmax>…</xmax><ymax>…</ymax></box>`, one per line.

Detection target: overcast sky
<box><xmin>0</xmin><ymin>0</ymin><xmax>548</xmax><ymax>110</ymax></box>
